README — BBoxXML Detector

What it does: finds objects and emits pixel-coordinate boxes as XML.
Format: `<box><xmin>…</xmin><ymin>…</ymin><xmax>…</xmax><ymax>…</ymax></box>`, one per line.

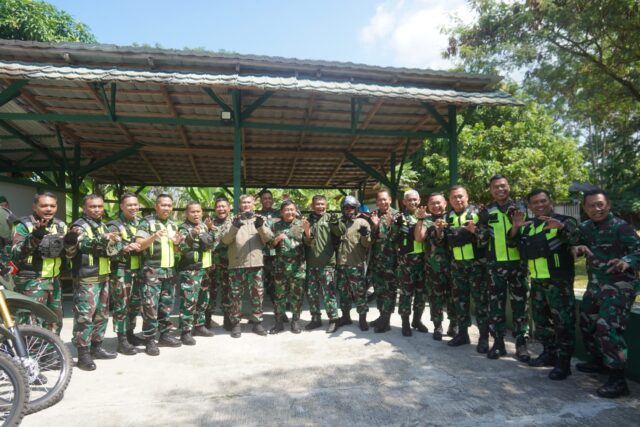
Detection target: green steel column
<box><xmin>71</xmin><ymin>142</ymin><xmax>81</xmax><ymax>221</ymax></box>
<box><xmin>448</xmin><ymin>105</ymin><xmax>458</xmax><ymax>186</ymax></box>
<box><xmin>232</xmin><ymin>90</ymin><xmax>242</xmax><ymax>213</ymax></box>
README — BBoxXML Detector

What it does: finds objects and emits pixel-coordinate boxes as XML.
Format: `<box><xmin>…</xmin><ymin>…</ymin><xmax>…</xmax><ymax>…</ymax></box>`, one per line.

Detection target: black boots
<box><xmin>529</xmin><ymin>347</ymin><xmax>557</xmax><ymax>367</ymax></box>
<box><xmin>91</xmin><ymin>342</ymin><xmax>117</xmax><ymax>360</ymax></box>
<box><xmin>597</xmin><ymin>369</ymin><xmax>630</xmax><ymax>398</ymax></box>
<box><xmin>359</xmin><ymin>313</ymin><xmax>369</xmax><ymax>331</ymax></box>
<box><xmin>446</xmin><ymin>322</ymin><xmax>458</xmax><ymax>338</ymax></box>
<box><xmin>432</xmin><ymin>322</ymin><xmax>443</xmax><ymax>341</ymax></box>
<box><xmin>270</xmin><ymin>315</ymin><xmax>284</xmax><ymax>334</ymax></box>
<box><xmin>159</xmin><ymin>332</ymin><xmax>182</xmax><ymax>347</ymax></box>
<box><xmin>223</xmin><ymin>315</ymin><xmax>232</xmax><ymax>332</ymax></box>
<box><xmin>291</xmin><ymin>316</ymin><xmax>302</xmax><ymax>334</ymax></box>
<box><xmin>305</xmin><ymin>316</ymin><xmax>322</xmax><ymax>331</ymax></box>
<box><xmin>116</xmin><ymin>333</ymin><xmax>136</xmax><ymax>355</ymax></box>
<box><xmin>252</xmin><ymin>322</ymin><xmax>268</xmax><ymax>336</ymax></box>
<box><xmin>411</xmin><ymin>309</ymin><xmax>429</xmax><ymax>333</ymax></box>
<box><xmin>145</xmin><ymin>337</ymin><xmax>159</xmax><ymax>356</ymax></box>
<box><xmin>401</xmin><ymin>315</ymin><xmax>412</xmax><ymax>336</ymax></box>
<box><xmin>338</xmin><ymin>311</ymin><xmax>353</xmax><ymax>327</ymax></box>
<box><xmin>126</xmin><ymin>330</ymin><xmax>146</xmax><ymax>347</ymax></box>
<box><xmin>230</xmin><ymin>322</ymin><xmax>242</xmax><ymax>338</ymax></box>
<box><xmin>76</xmin><ymin>346</ymin><xmax>96</xmax><ymax>371</ymax></box>
<box><xmin>326</xmin><ymin>319</ymin><xmax>339</xmax><ymax>333</ymax></box>
<box><xmin>576</xmin><ymin>357</ymin><xmax>605</xmax><ymax>374</ymax></box>
<box><xmin>204</xmin><ymin>313</ymin><xmax>213</xmax><ymax>329</ymax></box>
<box><xmin>548</xmin><ymin>355</ymin><xmax>571</xmax><ymax>381</ymax></box>
<box><xmin>515</xmin><ymin>335</ymin><xmax>530</xmax><ymax>363</ymax></box>
<box><xmin>193</xmin><ymin>325</ymin><xmax>215</xmax><ymax>337</ymax></box>
<box><xmin>487</xmin><ymin>336</ymin><xmax>506</xmax><ymax>359</ymax></box>
<box><xmin>181</xmin><ymin>331</ymin><xmax>196</xmax><ymax>346</ymax></box>
<box><xmin>374</xmin><ymin>313</ymin><xmax>391</xmax><ymax>333</ymax></box>
<box><xmin>476</xmin><ymin>328</ymin><xmax>489</xmax><ymax>354</ymax></box>
<box><xmin>447</xmin><ymin>327</ymin><xmax>470</xmax><ymax>347</ymax></box>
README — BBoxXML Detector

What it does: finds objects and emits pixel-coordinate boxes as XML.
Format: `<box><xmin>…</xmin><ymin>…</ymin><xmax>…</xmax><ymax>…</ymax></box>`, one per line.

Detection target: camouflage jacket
<box><xmin>370</xmin><ymin>208</ymin><xmax>399</xmax><ymax>270</ymax></box>
<box><xmin>272</xmin><ymin>219</ymin><xmax>305</xmax><ymax>263</ymax></box>
<box><xmin>210</xmin><ymin>216</ymin><xmax>231</xmax><ymax>267</ymax></box>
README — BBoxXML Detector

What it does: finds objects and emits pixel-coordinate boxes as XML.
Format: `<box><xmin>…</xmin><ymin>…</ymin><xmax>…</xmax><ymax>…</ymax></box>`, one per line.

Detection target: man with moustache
<box><xmin>571</xmin><ymin>189</ymin><xmax>640</xmax><ymax>398</ymax></box>
<box><xmin>107</xmin><ymin>192</ymin><xmax>144</xmax><ymax>355</ymax></box>
<box><xmin>303</xmin><ymin>195</ymin><xmax>341</xmax><ymax>333</ymax></box>
<box><xmin>368</xmin><ymin>189</ymin><xmax>399</xmax><ymax>333</ymax></box>
<box><xmin>515</xmin><ymin>189</ymin><xmax>577</xmax><ymax>380</ymax></box>
<box><xmin>479</xmin><ymin>175</ymin><xmax>530</xmax><ymax>361</ymax></box>
<box><xmin>414</xmin><ymin>192</ymin><xmax>457</xmax><ymax>340</ymax></box>
<box><xmin>136</xmin><ymin>193</ymin><xmax>184</xmax><ymax>355</ymax></box>
<box><xmin>443</xmin><ymin>185</ymin><xmax>490</xmax><ymax>353</ymax></box>
<box><xmin>11</xmin><ymin>192</ymin><xmax>66</xmax><ymax>335</ymax></box>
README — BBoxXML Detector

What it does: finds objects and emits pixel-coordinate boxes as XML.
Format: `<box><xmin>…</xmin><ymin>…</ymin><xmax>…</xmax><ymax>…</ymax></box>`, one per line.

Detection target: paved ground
<box><xmin>22</xmin><ymin>301</ymin><xmax>640</xmax><ymax>427</ymax></box>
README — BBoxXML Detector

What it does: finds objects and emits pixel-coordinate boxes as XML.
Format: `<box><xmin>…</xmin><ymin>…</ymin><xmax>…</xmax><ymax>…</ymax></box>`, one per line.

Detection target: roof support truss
<box><xmin>0</xmin><ymin>79</ymin><xmax>28</xmax><ymax>107</ymax></box>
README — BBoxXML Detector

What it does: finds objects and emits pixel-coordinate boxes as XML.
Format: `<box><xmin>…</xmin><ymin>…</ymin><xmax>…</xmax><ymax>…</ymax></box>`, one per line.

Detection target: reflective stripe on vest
<box><xmin>404</xmin><ymin>215</ymin><xmax>424</xmax><ymax>255</ymax></box>
<box><xmin>150</xmin><ymin>221</ymin><xmax>175</xmax><ymax>268</ymax></box>
<box><xmin>488</xmin><ymin>208</ymin><xmax>520</xmax><ymax>262</ymax></box>
<box><xmin>83</xmin><ymin>225</ymin><xmax>111</xmax><ymax>275</ymax></box>
<box><xmin>450</xmin><ymin>210</ymin><xmax>477</xmax><ymax>261</ymax></box>
<box><xmin>115</xmin><ymin>222</ymin><xmax>140</xmax><ymax>270</ymax></box>
<box><xmin>202</xmin><ymin>251</ymin><xmax>212</xmax><ymax>269</ymax></box>
<box><xmin>527</xmin><ymin>222</ymin><xmax>558</xmax><ymax>279</ymax></box>
<box><xmin>25</xmin><ymin>221</ymin><xmax>65</xmax><ymax>278</ymax></box>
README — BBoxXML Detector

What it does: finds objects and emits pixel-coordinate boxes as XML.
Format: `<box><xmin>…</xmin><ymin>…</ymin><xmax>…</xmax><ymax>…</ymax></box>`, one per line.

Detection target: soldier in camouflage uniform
<box><xmin>478</xmin><ymin>175</ymin><xmax>530</xmax><ymax>361</ymax></box>
<box><xmin>66</xmin><ymin>195</ymin><xmax>121</xmax><ymax>370</ymax></box>
<box><xmin>270</xmin><ymin>200</ymin><xmax>306</xmax><ymax>334</ymax></box>
<box><xmin>444</xmin><ymin>186</ymin><xmax>491</xmax><ymax>352</ymax></box>
<box><xmin>10</xmin><ymin>192</ymin><xmax>65</xmax><ymax>335</ymax></box>
<box><xmin>106</xmin><ymin>193</ymin><xmax>144</xmax><ymax>355</ymax></box>
<box><xmin>516</xmin><ymin>189</ymin><xmax>577</xmax><ymax>380</ymax></box>
<box><xmin>176</xmin><ymin>202</ymin><xmax>215</xmax><ymax>345</ymax></box>
<box><xmin>571</xmin><ymin>189</ymin><xmax>640</xmax><ymax>398</ymax></box>
<box><xmin>396</xmin><ymin>190</ymin><xmax>429</xmax><ymax>336</ymax></box>
<box><xmin>257</xmin><ymin>190</ymin><xmax>281</xmax><ymax>314</ymax></box>
<box><xmin>303</xmin><ymin>195</ymin><xmax>341</xmax><ymax>333</ymax></box>
<box><xmin>368</xmin><ymin>189</ymin><xmax>399</xmax><ymax>333</ymax></box>
<box><xmin>221</xmin><ymin>195</ymin><xmax>274</xmax><ymax>338</ymax></box>
<box><xmin>331</xmin><ymin>196</ymin><xmax>372</xmax><ymax>331</ymax></box>
<box><xmin>135</xmin><ymin>193</ymin><xmax>184</xmax><ymax>356</ymax></box>
<box><xmin>202</xmin><ymin>197</ymin><xmax>232</xmax><ymax>331</ymax></box>
<box><xmin>414</xmin><ymin>193</ymin><xmax>457</xmax><ymax>340</ymax></box>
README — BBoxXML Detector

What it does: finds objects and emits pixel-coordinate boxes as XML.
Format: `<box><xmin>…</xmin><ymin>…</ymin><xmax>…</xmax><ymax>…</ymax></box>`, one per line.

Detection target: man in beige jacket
<box><xmin>221</xmin><ymin>195</ymin><xmax>274</xmax><ymax>338</ymax></box>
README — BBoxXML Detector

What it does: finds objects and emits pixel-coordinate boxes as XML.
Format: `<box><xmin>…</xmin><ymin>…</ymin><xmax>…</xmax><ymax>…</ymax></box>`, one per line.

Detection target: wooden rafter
<box><xmin>285</xmin><ymin>95</ymin><xmax>316</xmax><ymax>186</ymax></box>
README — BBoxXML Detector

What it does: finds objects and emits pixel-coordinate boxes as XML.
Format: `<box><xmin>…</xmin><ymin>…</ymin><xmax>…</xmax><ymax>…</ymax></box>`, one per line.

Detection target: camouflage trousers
<box><xmin>141</xmin><ymin>267</ymin><xmax>176</xmax><ymax>337</ymax></box>
<box><xmin>263</xmin><ymin>256</ymin><xmax>276</xmax><ymax>305</ymax></box>
<box><xmin>202</xmin><ymin>265</ymin><xmax>230</xmax><ymax>325</ymax></box>
<box><xmin>306</xmin><ymin>266</ymin><xmax>339</xmax><ymax>320</ymax></box>
<box><xmin>530</xmin><ymin>278</ymin><xmax>576</xmax><ymax>359</ymax></box>
<box><xmin>228</xmin><ymin>267</ymin><xmax>264</xmax><ymax>324</ymax></box>
<box><xmin>127</xmin><ymin>272</ymin><xmax>143</xmax><ymax>331</ymax></box>
<box><xmin>369</xmin><ymin>264</ymin><xmax>397</xmax><ymax>315</ymax></box>
<box><xmin>109</xmin><ymin>268</ymin><xmax>138</xmax><ymax>334</ymax></box>
<box><xmin>396</xmin><ymin>254</ymin><xmax>427</xmax><ymax>317</ymax></box>
<box><xmin>488</xmin><ymin>262</ymin><xmax>529</xmax><ymax>339</ymax></box>
<box><xmin>580</xmin><ymin>279</ymin><xmax>638</xmax><ymax>370</ymax></box>
<box><xmin>14</xmin><ymin>276</ymin><xmax>63</xmax><ymax>335</ymax></box>
<box><xmin>274</xmin><ymin>257</ymin><xmax>306</xmax><ymax>317</ymax></box>
<box><xmin>425</xmin><ymin>261</ymin><xmax>456</xmax><ymax>324</ymax></box>
<box><xmin>336</xmin><ymin>266</ymin><xmax>368</xmax><ymax>315</ymax></box>
<box><xmin>72</xmin><ymin>278</ymin><xmax>109</xmax><ymax>348</ymax></box>
<box><xmin>451</xmin><ymin>259</ymin><xmax>490</xmax><ymax>330</ymax></box>
<box><xmin>178</xmin><ymin>269</ymin><xmax>206</xmax><ymax>332</ymax></box>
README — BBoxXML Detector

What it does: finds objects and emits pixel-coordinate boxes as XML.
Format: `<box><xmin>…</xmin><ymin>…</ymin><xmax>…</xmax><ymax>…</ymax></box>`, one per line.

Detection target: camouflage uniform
<box><xmin>332</xmin><ymin>215</ymin><xmax>372</xmax><ymax>315</ymax></box>
<box><xmin>423</xmin><ymin>215</ymin><xmax>456</xmax><ymax>326</ymax></box>
<box><xmin>272</xmin><ymin>219</ymin><xmax>306</xmax><ymax>317</ymax></box>
<box><xmin>445</xmin><ymin>207</ymin><xmax>490</xmax><ymax>332</ymax></box>
<box><xmin>396</xmin><ymin>213</ymin><xmax>428</xmax><ymax>317</ymax></box>
<box><xmin>571</xmin><ymin>213</ymin><xmax>640</xmax><ymax>370</ymax></box>
<box><xmin>368</xmin><ymin>208</ymin><xmax>399</xmax><ymax>316</ymax></box>
<box><xmin>479</xmin><ymin>201</ymin><xmax>529</xmax><ymax>340</ymax></box>
<box><xmin>518</xmin><ymin>214</ymin><xmax>578</xmax><ymax>360</ymax></box>
<box><xmin>136</xmin><ymin>215</ymin><xmax>179</xmax><ymax>338</ymax></box>
<box><xmin>68</xmin><ymin>216</ymin><xmax>119</xmax><ymax>348</ymax></box>
<box><xmin>257</xmin><ymin>208</ymin><xmax>281</xmax><ymax>307</ymax></box>
<box><xmin>10</xmin><ymin>215</ymin><xmax>66</xmax><ymax>334</ymax></box>
<box><xmin>201</xmin><ymin>216</ymin><xmax>231</xmax><ymax>325</ymax></box>
<box><xmin>177</xmin><ymin>221</ymin><xmax>214</xmax><ymax>332</ymax></box>
<box><xmin>304</xmin><ymin>212</ymin><xmax>339</xmax><ymax>321</ymax></box>
<box><xmin>107</xmin><ymin>214</ymin><xmax>141</xmax><ymax>335</ymax></box>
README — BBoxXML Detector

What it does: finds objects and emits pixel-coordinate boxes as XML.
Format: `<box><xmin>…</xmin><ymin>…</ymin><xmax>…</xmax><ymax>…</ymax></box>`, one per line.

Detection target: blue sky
<box><xmin>48</xmin><ymin>0</ymin><xmax>473</xmax><ymax>70</ymax></box>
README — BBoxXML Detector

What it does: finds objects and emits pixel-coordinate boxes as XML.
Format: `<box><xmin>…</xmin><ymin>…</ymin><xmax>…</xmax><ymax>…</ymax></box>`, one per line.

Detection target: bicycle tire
<box><xmin>1</xmin><ymin>325</ymin><xmax>72</xmax><ymax>415</ymax></box>
<box><xmin>0</xmin><ymin>351</ymin><xmax>29</xmax><ymax>427</ymax></box>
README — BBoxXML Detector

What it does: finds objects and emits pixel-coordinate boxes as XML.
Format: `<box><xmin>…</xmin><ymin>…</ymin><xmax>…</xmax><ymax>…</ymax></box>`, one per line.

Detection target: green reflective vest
<box><xmin>17</xmin><ymin>217</ymin><xmax>67</xmax><ymax>278</ymax></box>
<box><xmin>486</xmin><ymin>204</ymin><xmax>520</xmax><ymax>262</ymax></box>
<box><xmin>448</xmin><ymin>209</ymin><xmax>478</xmax><ymax>261</ymax></box>
<box><xmin>145</xmin><ymin>217</ymin><xmax>176</xmax><ymax>269</ymax></box>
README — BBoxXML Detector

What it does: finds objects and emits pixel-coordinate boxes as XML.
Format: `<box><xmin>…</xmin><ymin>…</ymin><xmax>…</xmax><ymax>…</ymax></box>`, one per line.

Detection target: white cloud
<box><xmin>358</xmin><ymin>0</ymin><xmax>475</xmax><ymax>70</ymax></box>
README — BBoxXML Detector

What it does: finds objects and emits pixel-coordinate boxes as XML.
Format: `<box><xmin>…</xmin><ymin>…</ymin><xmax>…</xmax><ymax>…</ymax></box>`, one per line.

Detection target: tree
<box><xmin>410</xmin><ymin>97</ymin><xmax>587</xmax><ymax>204</ymax></box>
<box><xmin>0</xmin><ymin>0</ymin><xmax>96</xmax><ymax>43</ymax></box>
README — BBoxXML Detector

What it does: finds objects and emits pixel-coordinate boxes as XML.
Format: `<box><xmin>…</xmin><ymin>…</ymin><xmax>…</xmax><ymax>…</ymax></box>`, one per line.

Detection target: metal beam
<box><xmin>203</xmin><ymin>87</ymin><xmax>232</xmax><ymax>112</ymax></box>
<box><xmin>423</xmin><ymin>103</ymin><xmax>449</xmax><ymax>129</ymax></box>
<box><xmin>448</xmin><ymin>105</ymin><xmax>458</xmax><ymax>186</ymax></box>
<box><xmin>0</xmin><ymin>79</ymin><xmax>28</xmax><ymax>107</ymax></box>
<box><xmin>0</xmin><ymin>120</ymin><xmax>62</xmax><ymax>166</ymax></box>
<box><xmin>35</xmin><ymin>171</ymin><xmax>57</xmax><ymax>188</ymax></box>
<box><xmin>97</xmin><ymin>83</ymin><xmax>115</xmax><ymax>121</ymax></box>
<box><xmin>78</xmin><ymin>144</ymin><xmax>141</xmax><ymax>176</ymax></box>
<box><xmin>241</xmin><ymin>91</ymin><xmax>273</xmax><ymax>121</ymax></box>
<box><xmin>344</xmin><ymin>152</ymin><xmax>392</xmax><ymax>188</ymax></box>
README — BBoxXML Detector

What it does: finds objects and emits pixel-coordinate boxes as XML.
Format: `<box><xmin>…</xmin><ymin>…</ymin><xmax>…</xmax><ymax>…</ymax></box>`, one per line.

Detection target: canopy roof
<box><xmin>0</xmin><ymin>39</ymin><xmax>519</xmax><ymax>191</ymax></box>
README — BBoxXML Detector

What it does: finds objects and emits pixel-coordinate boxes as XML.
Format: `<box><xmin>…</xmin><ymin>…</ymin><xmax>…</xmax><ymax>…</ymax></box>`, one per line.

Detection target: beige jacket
<box><xmin>221</xmin><ymin>216</ymin><xmax>274</xmax><ymax>269</ymax></box>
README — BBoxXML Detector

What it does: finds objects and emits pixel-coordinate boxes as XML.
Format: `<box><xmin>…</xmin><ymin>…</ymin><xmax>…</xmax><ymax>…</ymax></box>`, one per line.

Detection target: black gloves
<box><xmin>395</xmin><ymin>214</ymin><xmax>404</xmax><ymax>226</ymax></box>
<box><xmin>254</xmin><ymin>216</ymin><xmax>264</xmax><ymax>228</ymax></box>
<box><xmin>31</xmin><ymin>226</ymin><xmax>48</xmax><ymax>239</ymax></box>
<box><xmin>232</xmin><ymin>215</ymin><xmax>243</xmax><ymax>229</ymax></box>
<box><xmin>329</xmin><ymin>213</ymin><xmax>339</xmax><ymax>225</ymax></box>
<box><xmin>64</xmin><ymin>231</ymin><xmax>79</xmax><ymax>245</ymax></box>
<box><xmin>358</xmin><ymin>225</ymin><xmax>369</xmax><ymax>237</ymax></box>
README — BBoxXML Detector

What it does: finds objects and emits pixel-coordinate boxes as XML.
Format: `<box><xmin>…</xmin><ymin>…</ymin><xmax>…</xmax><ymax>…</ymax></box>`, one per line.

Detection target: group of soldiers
<box><xmin>2</xmin><ymin>173</ymin><xmax>639</xmax><ymax>400</ymax></box>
